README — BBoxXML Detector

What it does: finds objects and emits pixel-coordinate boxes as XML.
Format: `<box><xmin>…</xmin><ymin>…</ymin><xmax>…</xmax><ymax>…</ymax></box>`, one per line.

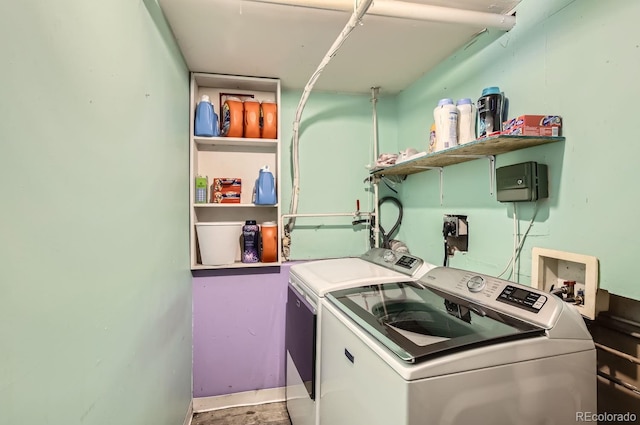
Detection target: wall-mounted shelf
<box><xmin>371</xmin><ymin>135</ymin><xmax>565</xmax><ymax>177</ymax></box>
<box><xmin>194</xmin><ymin>136</ymin><xmax>278</xmax><ymax>149</ymax></box>
<box><xmin>193</xmin><ymin>203</ymin><xmax>279</xmax><ymax>208</ymax></box>
<box><xmin>189</xmin><ymin>72</ymin><xmax>282</xmax><ymax>270</ymax></box>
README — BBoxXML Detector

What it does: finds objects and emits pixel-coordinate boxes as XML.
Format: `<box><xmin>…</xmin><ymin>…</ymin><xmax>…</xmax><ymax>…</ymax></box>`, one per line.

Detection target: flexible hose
<box><xmin>378</xmin><ymin>196</ymin><xmax>403</xmax><ymax>249</ymax></box>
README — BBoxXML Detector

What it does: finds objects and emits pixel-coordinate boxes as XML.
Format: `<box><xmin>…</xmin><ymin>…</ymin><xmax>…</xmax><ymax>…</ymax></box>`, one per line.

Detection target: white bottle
<box><xmin>456</xmin><ymin>98</ymin><xmax>476</xmax><ymax>144</ymax></box>
<box><xmin>433</xmin><ymin>98</ymin><xmax>458</xmax><ymax>151</ymax></box>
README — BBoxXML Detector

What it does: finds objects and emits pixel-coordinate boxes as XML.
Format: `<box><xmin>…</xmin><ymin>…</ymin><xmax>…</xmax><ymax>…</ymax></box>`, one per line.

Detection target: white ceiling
<box><xmin>158</xmin><ymin>0</ymin><xmax>520</xmax><ymax>94</ymax></box>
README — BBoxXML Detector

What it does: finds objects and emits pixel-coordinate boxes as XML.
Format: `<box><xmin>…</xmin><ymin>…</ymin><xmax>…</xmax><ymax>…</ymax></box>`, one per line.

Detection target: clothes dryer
<box><xmin>285</xmin><ymin>248</ymin><xmax>435</xmax><ymax>425</ymax></box>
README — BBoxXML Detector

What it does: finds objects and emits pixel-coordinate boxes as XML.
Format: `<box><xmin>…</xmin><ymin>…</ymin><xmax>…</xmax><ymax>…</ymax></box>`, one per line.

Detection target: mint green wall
<box><xmin>395</xmin><ymin>0</ymin><xmax>640</xmax><ymax>300</ymax></box>
<box><xmin>280</xmin><ymin>90</ymin><xmax>399</xmax><ymax>259</ymax></box>
<box><xmin>0</xmin><ymin>1</ymin><xmax>192</xmax><ymax>424</ymax></box>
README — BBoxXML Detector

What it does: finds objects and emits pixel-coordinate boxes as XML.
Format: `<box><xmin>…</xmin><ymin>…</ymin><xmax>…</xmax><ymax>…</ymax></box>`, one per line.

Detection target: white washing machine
<box><xmin>320</xmin><ymin>266</ymin><xmax>597</xmax><ymax>425</ymax></box>
<box><xmin>285</xmin><ymin>248</ymin><xmax>435</xmax><ymax>425</ymax></box>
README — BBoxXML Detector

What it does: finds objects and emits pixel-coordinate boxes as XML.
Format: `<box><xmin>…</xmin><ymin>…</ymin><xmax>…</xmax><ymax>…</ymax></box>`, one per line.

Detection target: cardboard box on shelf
<box><xmin>502</xmin><ymin>115</ymin><xmax>562</xmax><ymax>137</ymax></box>
<box><xmin>211</xmin><ymin>191</ymin><xmax>241</xmax><ymax>204</ymax></box>
<box><xmin>212</xmin><ymin>178</ymin><xmax>242</xmax><ymax>193</ymax></box>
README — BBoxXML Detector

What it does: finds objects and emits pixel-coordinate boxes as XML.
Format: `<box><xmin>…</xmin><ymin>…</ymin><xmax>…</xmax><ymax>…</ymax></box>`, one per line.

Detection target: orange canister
<box><xmin>220</xmin><ymin>96</ymin><xmax>244</xmax><ymax>138</ymax></box>
<box><xmin>260</xmin><ymin>221</ymin><xmax>278</xmax><ymax>263</ymax></box>
<box><xmin>260</xmin><ymin>100</ymin><xmax>277</xmax><ymax>139</ymax></box>
<box><xmin>244</xmin><ymin>99</ymin><xmax>261</xmax><ymax>138</ymax></box>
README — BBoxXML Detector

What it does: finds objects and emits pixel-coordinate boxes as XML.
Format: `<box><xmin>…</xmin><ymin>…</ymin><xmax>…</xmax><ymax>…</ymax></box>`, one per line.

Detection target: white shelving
<box><xmin>190</xmin><ymin>73</ymin><xmax>282</xmax><ymax>270</ymax></box>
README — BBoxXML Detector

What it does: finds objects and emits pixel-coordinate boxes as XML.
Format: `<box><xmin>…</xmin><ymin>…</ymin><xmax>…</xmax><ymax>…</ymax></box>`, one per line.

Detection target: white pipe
<box><xmin>370</xmin><ymin>87</ymin><xmax>380</xmax><ymax>248</ymax></box>
<box><xmin>373</xmin><ymin>180</ymin><xmax>380</xmax><ymax>248</ymax></box>
<box><xmin>244</xmin><ymin>0</ymin><xmax>516</xmax><ymax>31</ymax></box>
<box><xmin>371</xmin><ymin>87</ymin><xmax>379</xmax><ymax>161</ymax></box>
<box><xmin>286</xmin><ymin>0</ymin><xmax>374</xmax><ymax>233</ymax></box>
<box><xmin>282</xmin><ymin>212</ymin><xmax>375</xmax><ymax>219</ymax></box>
<box><xmin>280</xmin><ymin>212</ymin><xmax>376</xmax><ymax>254</ymax></box>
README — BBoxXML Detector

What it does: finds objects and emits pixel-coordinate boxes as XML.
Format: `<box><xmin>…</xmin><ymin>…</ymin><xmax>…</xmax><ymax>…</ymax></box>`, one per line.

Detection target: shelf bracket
<box><xmin>412</xmin><ymin>166</ymin><xmax>444</xmax><ymax>205</ymax></box>
<box><xmin>444</xmin><ymin>154</ymin><xmax>496</xmax><ymax>195</ymax></box>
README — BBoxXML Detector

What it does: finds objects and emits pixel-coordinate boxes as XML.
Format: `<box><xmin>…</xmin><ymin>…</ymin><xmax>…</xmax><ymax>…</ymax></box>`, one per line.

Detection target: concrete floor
<box><xmin>192</xmin><ymin>402</ymin><xmax>291</xmax><ymax>425</ymax></box>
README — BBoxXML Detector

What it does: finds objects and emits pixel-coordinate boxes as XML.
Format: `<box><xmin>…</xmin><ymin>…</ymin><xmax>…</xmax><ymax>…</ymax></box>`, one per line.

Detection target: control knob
<box><xmin>382</xmin><ymin>250</ymin><xmax>396</xmax><ymax>263</ymax></box>
<box><xmin>467</xmin><ymin>276</ymin><xmax>486</xmax><ymax>293</ymax></box>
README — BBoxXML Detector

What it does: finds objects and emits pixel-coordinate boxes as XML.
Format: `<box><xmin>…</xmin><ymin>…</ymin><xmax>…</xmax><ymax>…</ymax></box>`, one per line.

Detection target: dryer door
<box><xmin>286</xmin><ymin>285</ymin><xmax>317</xmax><ymax>399</ymax></box>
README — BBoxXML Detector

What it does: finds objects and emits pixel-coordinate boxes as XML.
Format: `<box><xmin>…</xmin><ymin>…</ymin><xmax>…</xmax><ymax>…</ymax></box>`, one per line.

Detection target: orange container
<box><xmin>260</xmin><ymin>101</ymin><xmax>277</xmax><ymax>139</ymax></box>
<box><xmin>260</xmin><ymin>222</ymin><xmax>278</xmax><ymax>263</ymax></box>
<box><xmin>221</xmin><ymin>97</ymin><xmax>244</xmax><ymax>138</ymax></box>
<box><xmin>244</xmin><ymin>99</ymin><xmax>261</xmax><ymax>138</ymax></box>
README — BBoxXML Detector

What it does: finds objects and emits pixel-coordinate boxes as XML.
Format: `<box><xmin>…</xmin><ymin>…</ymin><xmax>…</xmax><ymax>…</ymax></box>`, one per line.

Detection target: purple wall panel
<box><xmin>192</xmin><ymin>264</ymin><xmax>293</xmax><ymax>397</ymax></box>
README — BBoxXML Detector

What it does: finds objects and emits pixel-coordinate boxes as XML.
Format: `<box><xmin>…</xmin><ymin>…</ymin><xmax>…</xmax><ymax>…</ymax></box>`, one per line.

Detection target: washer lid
<box><xmin>327</xmin><ymin>281</ymin><xmax>545</xmax><ymax>364</ymax></box>
<box><xmin>290</xmin><ymin>257</ymin><xmax>408</xmax><ymax>297</ymax></box>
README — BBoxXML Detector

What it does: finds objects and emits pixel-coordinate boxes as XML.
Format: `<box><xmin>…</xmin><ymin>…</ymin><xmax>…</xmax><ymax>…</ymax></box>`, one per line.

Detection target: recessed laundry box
<box><xmin>195</xmin><ymin>222</ymin><xmax>243</xmax><ymax>265</ymax></box>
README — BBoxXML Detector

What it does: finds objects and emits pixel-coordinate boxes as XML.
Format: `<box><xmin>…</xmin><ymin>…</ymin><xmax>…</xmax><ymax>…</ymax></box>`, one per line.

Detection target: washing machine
<box><xmin>285</xmin><ymin>248</ymin><xmax>435</xmax><ymax>425</ymax></box>
<box><xmin>319</xmin><ymin>266</ymin><xmax>597</xmax><ymax>425</ymax></box>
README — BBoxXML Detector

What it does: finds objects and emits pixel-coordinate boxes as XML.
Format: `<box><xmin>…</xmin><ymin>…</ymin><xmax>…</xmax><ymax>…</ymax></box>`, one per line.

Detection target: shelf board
<box><xmin>371</xmin><ymin>135</ymin><xmax>565</xmax><ymax>176</ymax></box>
<box><xmin>191</xmin><ymin>261</ymin><xmax>281</xmax><ymax>270</ymax></box>
<box><xmin>193</xmin><ymin>203</ymin><xmax>278</xmax><ymax>208</ymax></box>
<box><xmin>192</xmin><ymin>73</ymin><xmax>279</xmax><ymax>93</ymax></box>
<box><xmin>194</xmin><ymin>136</ymin><xmax>278</xmax><ymax>149</ymax></box>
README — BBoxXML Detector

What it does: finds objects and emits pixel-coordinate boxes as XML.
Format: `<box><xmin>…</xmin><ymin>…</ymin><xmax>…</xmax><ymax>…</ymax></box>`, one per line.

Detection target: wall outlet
<box><xmin>443</xmin><ymin>214</ymin><xmax>468</xmax><ymax>255</ymax></box>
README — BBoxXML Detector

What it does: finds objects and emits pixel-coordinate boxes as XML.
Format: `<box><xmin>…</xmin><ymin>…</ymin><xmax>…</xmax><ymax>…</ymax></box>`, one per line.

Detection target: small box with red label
<box><xmin>502</xmin><ymin>115</ymin><xmax>562</xmax><ymax>137</ymax></box>
<box><xmin>212</xmin><ymin>178</ymin><xmax>242</xmax><ymax>193</ymax></box>
<box><xmin>211</xmin><ymin>191</ymin><xmax>241</xmax><ymax>204</ymax></box>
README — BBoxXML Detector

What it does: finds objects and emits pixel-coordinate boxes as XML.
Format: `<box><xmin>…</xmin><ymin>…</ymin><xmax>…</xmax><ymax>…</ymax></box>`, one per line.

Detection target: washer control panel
<box><xmin>497</xmin><ymin>285</ymin><xmax>547</xmax><ymax>313</ymax></box>
<box><xmin>423</xmin><ymin>267</ymin><xmax>560</xmax><ymax>327</ymax></box>
<box><xmin>361</xmin><ymin>248</ymin><xmax>425</xmax><ymax>276</ymax></box>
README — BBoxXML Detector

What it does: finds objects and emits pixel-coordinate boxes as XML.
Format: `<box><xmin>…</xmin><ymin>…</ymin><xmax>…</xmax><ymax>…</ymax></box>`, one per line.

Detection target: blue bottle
<box><xmin>194</xmin><ymin>95</ymin><xmax>219</xmax><ymax>137</ymax></box>
<box><xmin>254</xmin><ymin>165</ymin><xmax>277</xmax><ymax>205</ymax></box>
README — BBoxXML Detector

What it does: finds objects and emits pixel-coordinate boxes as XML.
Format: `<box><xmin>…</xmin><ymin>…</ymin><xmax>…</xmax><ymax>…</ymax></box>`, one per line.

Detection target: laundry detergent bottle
<box><xmin>220</xmin><ymin>96</ymin><xmax>244</xmax><ymax>138</ymax></box>
<box><xmin>241</xmin><ymin>220</ymin><xmax>260</xmax><ymax>263</ymax></box>
<box><xmin>254</xmin><ymin>165</ymin><xmax>276</xmax><ymax>205</ymax></box>
<box><xmin>194</xmin><ymin>95</ymin><xmax>219</xmax><ymax>137</ymax></box>
<box><xmin>477</xmin><ymin>86</ymin><xmax>506</xmax><ymax>138</ymax></box>
<box><xmin>243</xmin><ymin>98</ymin><xmax>261</xmax><ymax>138</ymax></box>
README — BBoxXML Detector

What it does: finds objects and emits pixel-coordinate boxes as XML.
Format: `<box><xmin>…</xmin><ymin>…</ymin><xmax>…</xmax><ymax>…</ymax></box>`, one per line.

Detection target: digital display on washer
<box><xmin>497</xmin><ymin>285</ymin><xmax>547</xmax><ymax>313</ymax></box>
<box><xmin>395</xmin><ymin>255</ymin><xmax>417</xmax><ymax>269</ymax></box>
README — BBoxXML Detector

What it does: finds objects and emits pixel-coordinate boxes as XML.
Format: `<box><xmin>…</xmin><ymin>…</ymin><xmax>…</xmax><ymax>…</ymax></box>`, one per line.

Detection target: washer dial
<box><xmin>382</xmin><ymin>250</ymin><xmax>396</xmax><ymax>263</ymax></box>
<box><xmin>467</xmin><ymin>276</ymin><xmax>486</xmax><ymax>293</ymax></box>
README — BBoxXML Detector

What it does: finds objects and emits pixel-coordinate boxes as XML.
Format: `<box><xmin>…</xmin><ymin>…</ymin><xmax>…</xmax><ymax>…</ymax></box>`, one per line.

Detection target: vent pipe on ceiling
<box><xmin>243</xmin><ymin>0</ymin><xmax>517</xmax><ymax>31</ymax></box>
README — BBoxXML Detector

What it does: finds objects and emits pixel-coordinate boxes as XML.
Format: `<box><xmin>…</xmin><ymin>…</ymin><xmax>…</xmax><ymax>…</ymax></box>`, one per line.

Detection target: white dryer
<box><xmin>285</xmin><ymin>248</ymin><xmax>435</xmax><ymax>425</ymax></box>
<box><xmin>319</xmin><ymin>266</ymin><xmax>597</xmax><ymax>425</ymax></box>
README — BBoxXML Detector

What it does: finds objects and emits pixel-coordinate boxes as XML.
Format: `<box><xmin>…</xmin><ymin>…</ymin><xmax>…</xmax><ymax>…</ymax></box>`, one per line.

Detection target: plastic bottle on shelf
<box><xmin>241</xmin><ymin>220</ymin><xmax>260</xmax><ymax>263</ymax></box>
<box><xmin>260</xmin><ymin>100</ymin><xmax>278</xmax><ymax>139</ymax></box>
<box><xmin>260</xmin><ymin>222</ymin><xmax>278</xmax><ymax>263</ymax></box>
<box><xmin>194</xmin><ymin>95</ymin><xmax>219</xmax><ymax>137</ymax></box>
<box><xmin>428</xmin><ymin>123</ymin><xmax>437</xmax><ymax>153</ymax></box>
<box><xmin>195</xmin><ymin>176</ymin><xmax>208</xmax><ymax>203</ymax></box>
<box><xmin>433</xmin><ymin>98</ymin><xmax>458</xmax><ymax>151</ymax></box>
<box><xmin>456</xmin><ymin>98</ymin><xmax>476</xmax><ymax>144</ymax></box>
<box><xmin>220</xmin><ymin>96</ymin><xmax>244</xmax><ymax>138</ymax></box>
<box><xmin>244</xmin><ymin>98</ymin><xmax>261</xmax><ymax>138</ymax></box>
<box><xmin>477</xmin><ymin>86</ymin><xmax>506</xmax><ymax>138</ymax></box>
<box><xmin>254</xmin><ymin>165</ymin><xmax>277</xmax><ymax>205</ymax></box>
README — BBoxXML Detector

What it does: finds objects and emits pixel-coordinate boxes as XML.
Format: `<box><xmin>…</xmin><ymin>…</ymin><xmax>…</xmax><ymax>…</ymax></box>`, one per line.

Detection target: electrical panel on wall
<box><xmin>496</xmin><ymin>162</ymin><xmax>548</xmax><ymax>202</ymax></box>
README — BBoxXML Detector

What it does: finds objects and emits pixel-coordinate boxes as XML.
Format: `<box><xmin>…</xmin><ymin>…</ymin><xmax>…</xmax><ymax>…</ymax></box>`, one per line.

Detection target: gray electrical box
<box><xmin>496</xmin><ymin>162</ymin><xmax>548</xmax><ymax>202</ymax></box>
